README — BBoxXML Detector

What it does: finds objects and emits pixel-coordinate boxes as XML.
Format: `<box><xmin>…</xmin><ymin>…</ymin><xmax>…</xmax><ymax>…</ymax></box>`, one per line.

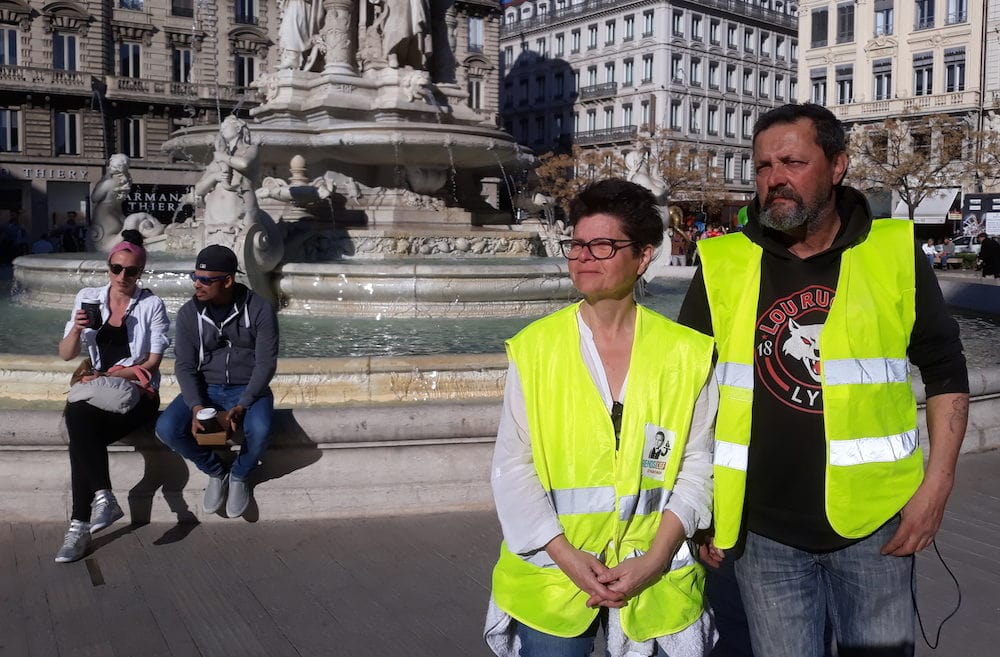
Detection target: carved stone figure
<box><xmin>90</xmin><ymin>154</ymin><xmax>165</xmax><ymax>252</ymax></box>
<box><xmin>278</xmin><ymin>0</ymin><xmax>325</xmax><ymax>70</ymax></box>
<box><xmin>189</xmin><ymin>116</ymin><xmax>284</xmax><ymax>300</ymax></box>
<box><xmin>624</xmin><ymin>151</ymin><xmax>668</xmax><ymax>204</ymax></box>
<box><xmin>370</xmin><ymin>0</ymin><xmax>429</xmax><ymax>69</ymax></box>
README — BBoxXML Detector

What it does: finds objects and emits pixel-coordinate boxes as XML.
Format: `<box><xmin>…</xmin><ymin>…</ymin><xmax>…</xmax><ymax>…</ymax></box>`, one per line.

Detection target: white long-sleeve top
<box><xmin>491</xmin><ymin>311</ymin><xmax>718</xmax><ymax>556</ymax></box>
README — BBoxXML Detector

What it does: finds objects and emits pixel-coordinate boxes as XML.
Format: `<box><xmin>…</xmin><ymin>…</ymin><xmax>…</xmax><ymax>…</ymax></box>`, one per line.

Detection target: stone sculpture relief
<box><xmin>90</xmin><ymin>154</ymin><xmax>166</xmax><ymax>252</ymax></box>
<box><xmin>624</xmin><ymin>151</ymin><xmax>668</xmax><ymax>205</ymax></box>
<box><xmin>184</xmin><ymin>116</ymin><xmax>285</xmax><ymax>299</ymax></box>
<box><xmin>277</xmin><ymin>0</ymin><xmax>325</xmax><ymax>70</ymax></box>
<box><xmin>366</xmin><ymin>0</ymin><xmax>430</xmax><ymax>70</ymax></box>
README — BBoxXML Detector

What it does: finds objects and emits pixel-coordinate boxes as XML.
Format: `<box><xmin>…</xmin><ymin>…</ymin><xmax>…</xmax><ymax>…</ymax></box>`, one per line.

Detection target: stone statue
<box><xmin>370</xmin><ymin>0</ymin><xmax>429</xmax><ymax>69</ymax></box>
<box><xmin>90</xmin><ymin>154</ymin><xmax>165</xmax><ymax>252</ymax></box>
<box><xmin>278</xmin><ymin>0</ymin><xmax>325</xmax><ymax>70</ymax></box>
<box><xmin>189</xmin><ymin>116</ymin><xmax>284</xmax><ymax>301</ymax></box>
<box><xmin>624</xmin><ymin>151</ymin><xmax>668</xmax><ymax>205</ymax></box>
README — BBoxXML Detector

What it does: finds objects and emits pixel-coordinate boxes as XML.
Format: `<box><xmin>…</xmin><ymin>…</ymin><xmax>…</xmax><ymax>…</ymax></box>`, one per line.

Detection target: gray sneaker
<box><xmin>203</xmin><ymin>473</ymin><xmax>229</xmax><ymax>514</ymax></box>
<box><xmin>227</xmin><ymin>477</ymin><xmax>251</xmax><ymax>518</ymax></box>
<box><xmin>90</xmin><ymin>490</ymin><xmax>124</xmax><ymax>533</ymax></box>
<box><xmin>55</xmin><ymin>520</ymin><xmax>91</xmax><ymax>563</ymax></box>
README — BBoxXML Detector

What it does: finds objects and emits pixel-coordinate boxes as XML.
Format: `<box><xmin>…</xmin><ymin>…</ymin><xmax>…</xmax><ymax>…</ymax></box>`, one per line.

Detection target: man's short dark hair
<box><xmin>568</xmin><ymin>178</ymin><xmax>664</xmax><ymax>250</ymax></box>
<box><xmin>752</xmin><ymin>103</ymin><xmax>846</xmax><ymax>161</ymax></box>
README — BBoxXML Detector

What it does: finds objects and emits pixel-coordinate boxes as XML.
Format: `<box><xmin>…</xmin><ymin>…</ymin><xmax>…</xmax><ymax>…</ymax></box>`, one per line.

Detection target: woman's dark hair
<box><xmin>120</xmin><ymin>229</ymin><xmax>144</xmax><ymax>247</ymax></box>
<box><xmin>568</xmin><ymin>178</ymin><xmax>664</xmax><ymax>251</ymax></box>
<box><xmin>752</xmin><ymin>103</ymin><xmax>846</xmax><ymax>161</ymax></box>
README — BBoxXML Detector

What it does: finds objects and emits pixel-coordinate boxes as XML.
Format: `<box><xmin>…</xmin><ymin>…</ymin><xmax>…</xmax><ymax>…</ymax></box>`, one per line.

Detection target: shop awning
<box><xmin>892</xmin><ymin>188</ymin><xmax>960</xmax><ymax>225</ymax></box>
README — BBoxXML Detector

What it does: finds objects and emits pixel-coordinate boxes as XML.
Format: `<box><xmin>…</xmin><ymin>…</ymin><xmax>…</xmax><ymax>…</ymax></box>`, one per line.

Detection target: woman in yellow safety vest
<box><xmin>484</xmin><ymin>179</ymin><xmax>719</xmax><ymax>657</ymax></box>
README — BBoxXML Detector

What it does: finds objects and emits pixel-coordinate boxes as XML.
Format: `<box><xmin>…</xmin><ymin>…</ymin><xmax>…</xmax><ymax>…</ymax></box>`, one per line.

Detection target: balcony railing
<box><xmin>501</xmin><ymin>0</ymin><xmax>795</xmax><ymax>37</ymax></box>
<box><xmin>579</xmin><ymin>81</ymin><xmax>617</xmax><ymax>101</ymax></box>
<box><xmin>0</xmin><ymin>65</ymin><xmax>87</xmax><ymax>92</ymax></box>
<box><xmin>104</xmin><ymin>75</ymin><xmax>259</xmax><ymax>103</ymax></box>
<box><xmin>575</xmin><ymin>125</ymin><xmax>637</xmax><ymax>146</ymax></box>
<box><xmin>829</xmin><ymin>90</ymin><xmax>980</xmax><ymax>121</ymax></box>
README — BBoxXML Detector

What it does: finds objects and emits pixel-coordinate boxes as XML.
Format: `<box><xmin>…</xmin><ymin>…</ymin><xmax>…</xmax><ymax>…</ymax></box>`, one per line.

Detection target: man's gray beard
<box><xmin>759</xmin><ymin>197</ymin><xmax>825</xmax><ymax>233</ymax></box>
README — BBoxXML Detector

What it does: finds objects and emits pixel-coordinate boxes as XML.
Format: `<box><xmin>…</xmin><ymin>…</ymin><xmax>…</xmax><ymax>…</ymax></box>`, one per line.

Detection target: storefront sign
<box><xmin>123</xmin><ymin>184</ymin><xmax>194</xmax><ymax>223</ymax></box>
<box><xmin>0</xmin><ymin>167</ymin><xmax>89</xmax><ymax>180</ymax></box>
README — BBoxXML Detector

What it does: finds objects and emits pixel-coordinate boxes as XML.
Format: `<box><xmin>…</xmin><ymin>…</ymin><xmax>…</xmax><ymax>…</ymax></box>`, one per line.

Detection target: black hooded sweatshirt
<box><xmin>679</xmin><ymin>186</ymin><xmax>968</xmax><ymax>551</ymax></box>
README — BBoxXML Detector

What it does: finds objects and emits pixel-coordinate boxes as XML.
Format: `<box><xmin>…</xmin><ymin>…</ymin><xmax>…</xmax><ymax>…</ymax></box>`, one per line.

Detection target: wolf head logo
<box><xmin>781</xmin><ymin>319</ymin><xmax>822</xmax><ymax>383</ymax></box>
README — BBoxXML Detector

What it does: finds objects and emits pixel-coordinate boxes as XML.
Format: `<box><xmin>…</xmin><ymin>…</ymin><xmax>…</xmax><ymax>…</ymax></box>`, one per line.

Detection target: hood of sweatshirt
<box><xmin>742</xmin><ymin>185</ymin><xmax>874</xmax><ymax>265</ymax></box>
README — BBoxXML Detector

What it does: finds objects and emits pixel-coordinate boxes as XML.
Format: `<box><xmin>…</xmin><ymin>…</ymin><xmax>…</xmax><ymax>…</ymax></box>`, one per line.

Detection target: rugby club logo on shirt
<box><xmin>755</xmin><ymin>285</ymin><xmax>834</xmax><ymax>414</ymax></box>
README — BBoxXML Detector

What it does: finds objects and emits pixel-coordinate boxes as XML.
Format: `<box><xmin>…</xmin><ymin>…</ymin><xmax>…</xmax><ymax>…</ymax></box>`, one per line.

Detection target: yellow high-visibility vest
<box><xmin>491</xmin><ymin>303</ymin><xmax>714</xmax><ymax>640</ymax></box>
<box><xmin>699</xmin><ymin>219</ymin><xmax>923</xmax><ymax>549</ymax></box>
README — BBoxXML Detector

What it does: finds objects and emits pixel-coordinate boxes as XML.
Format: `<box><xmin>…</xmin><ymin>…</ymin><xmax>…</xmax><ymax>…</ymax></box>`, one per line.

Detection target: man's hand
<box><xmin>881</xmin><ymin>477</ymin><xmax>952</xmax><ymax>556</ymax></box>
<box><xmin>227</xmin><ymin>405</ymin><xmax>246</xmax><ymax>432</ymax></box>
<box><xmin>544</xmin><ymin>535</ymin><xmax>625</xmax><ymax>609</ymax></box>
<box><xmin>190</xmin><ymin>404</ymin><xmax>206</xmax><ymax>435</ymax></box>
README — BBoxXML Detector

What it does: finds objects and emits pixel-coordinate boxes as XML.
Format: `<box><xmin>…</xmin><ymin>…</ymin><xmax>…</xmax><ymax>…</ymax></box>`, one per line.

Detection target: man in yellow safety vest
<box><xmin>679</xmin><ymin>103</ymin><xmax>969</xmax><ymax>657</ymax></box>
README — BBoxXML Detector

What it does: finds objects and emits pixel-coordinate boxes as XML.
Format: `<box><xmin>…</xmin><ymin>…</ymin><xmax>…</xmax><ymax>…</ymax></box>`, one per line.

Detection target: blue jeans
<box><xmin>735</xmin><ymin>518</ymin><xmax>914</xmax><ymax>657</ymax></box>
<box><xmin>516</xmin><ymin>615</ymin><xmax>603</xmax><ymax>657</ymax></box>
<box><xmin>155</xmin><ymin>385</ymin><xmax>274</xmax><ymax>480</ymax></box>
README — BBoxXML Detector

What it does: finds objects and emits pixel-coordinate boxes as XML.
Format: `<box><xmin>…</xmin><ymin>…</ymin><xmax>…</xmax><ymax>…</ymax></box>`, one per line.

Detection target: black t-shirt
<box><xmin>679</xmin><ymin>186</ymin><xmax>969</xmax><ymax>551</ymax></box>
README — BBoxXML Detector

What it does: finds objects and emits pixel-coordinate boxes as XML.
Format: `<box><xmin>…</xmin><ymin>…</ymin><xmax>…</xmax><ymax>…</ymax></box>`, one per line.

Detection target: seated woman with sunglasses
<box><xmin>55</xmin><ymin>230</ymin><xmax>170</xmax><ymax>563</ymax></box>
<box><xmin>485</xmin><ymin>179</ymin><xmax>719</xmax><ymax>657</ymax></box>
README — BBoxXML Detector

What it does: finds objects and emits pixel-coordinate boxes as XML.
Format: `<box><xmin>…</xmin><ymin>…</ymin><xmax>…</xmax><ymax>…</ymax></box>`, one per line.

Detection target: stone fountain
<box><xmin>13</xmin><ymin>0</ymin><xmax>574</xmax><ymax>318</ymax></box>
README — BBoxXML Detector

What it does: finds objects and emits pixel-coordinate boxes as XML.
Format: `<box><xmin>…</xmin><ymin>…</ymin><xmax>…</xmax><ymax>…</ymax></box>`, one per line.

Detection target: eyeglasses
<box><xmin>108</xmin><ymin>264</ymin><xmax>142</xmax><ymax>278</ymax></box>
<box><xmin>559</xmin><ymin>238</ymin><xmax>637</xmax><ymax>260</ymax></box>
<box><xmin>189</xmin><ymin>272</ymin><xmax>230</xmax><ymax>285</ymax></box>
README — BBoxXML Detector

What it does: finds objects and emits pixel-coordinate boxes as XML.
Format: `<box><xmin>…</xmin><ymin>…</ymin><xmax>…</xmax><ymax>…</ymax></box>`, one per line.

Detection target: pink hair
<box><xmin>108</xmin><ymin>240</ymin><xmax>147</xmax><ymax>269</ymax></box>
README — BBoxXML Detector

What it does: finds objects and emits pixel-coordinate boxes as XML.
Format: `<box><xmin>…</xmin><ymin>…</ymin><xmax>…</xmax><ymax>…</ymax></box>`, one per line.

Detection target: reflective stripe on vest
<box><xmin>550</xmin><ymin>486</ymin><xmax>616</xmax><ymax>515</ymax></box>
<box><xmin>714</xmin><ymin>440</ymin><xmax>749</xmax><ymax>471</ymax></box>
<box><xmin>716</xmin><ymin>362</ymin><xmax>754</xmax><ymax>390</ymax></box>
<box><xmin>824</xmin><ymin>358</ymin><xmax>909</xmax><ymax>385</ymax></box>
<box><xmin>829</xmin><ymin>429</ymin><xmax>918</xmax><ymax>466</ymax></box>
<box><xmin>618</xmin><ymin>487</ymin><xmax>674</xmax><ymax>521</ymax></box>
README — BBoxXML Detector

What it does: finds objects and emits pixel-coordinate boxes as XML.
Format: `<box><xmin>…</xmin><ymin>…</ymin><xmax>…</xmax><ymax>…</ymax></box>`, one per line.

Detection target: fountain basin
<box><xmin>13</xmin><ymin>253</ymin><xmax>577</xmax><ymax>318</ymax></box>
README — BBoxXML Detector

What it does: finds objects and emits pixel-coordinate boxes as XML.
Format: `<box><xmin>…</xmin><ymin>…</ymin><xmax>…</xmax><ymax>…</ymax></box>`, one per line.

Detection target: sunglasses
<box><xmin>189</xmin><ymin>272</ymin><xmax>230</xmax><ymax>285</ymax></box>
<box><xmin>108</xmin><ymin>264</ymin><xmax>142</xmax><ymax>277</ymax></box>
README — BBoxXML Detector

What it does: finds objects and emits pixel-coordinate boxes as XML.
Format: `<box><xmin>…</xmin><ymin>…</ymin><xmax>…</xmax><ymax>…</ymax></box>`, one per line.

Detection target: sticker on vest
<box><xmin>642</xmin><ymin>424</ymin><xmax>674</xmax><ymax>481</ymax></box>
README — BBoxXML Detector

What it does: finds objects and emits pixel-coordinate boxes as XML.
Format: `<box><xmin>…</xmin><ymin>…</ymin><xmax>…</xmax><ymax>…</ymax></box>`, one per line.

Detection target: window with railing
<box><xmin>235</xmin><ymin>0</ymin><xmax>257</xmax><ymax>25</ymax></box>
<box><xmin>708</xmin><ymin>61</ymin><xmax>719</xmax><ymax>89</ymax></box>
<box><xmin>605</xmin><ymin>20</ymin><xmax>615</xmax><ymax>45</ymax></box>
<box><xmin>690</xmin><ymin>59</ymin><xmax>701</xmax><ymax>87</ymax></box>
<box><xmin>727</xmin><ymin>25</ymin><xmax>738</xmax><ymax>49</ymax></box>
<box><xmin>670</xmin><ymin>102</ymin><xmax>681</xmax><ymax>130</ymax></box>
<box><xmin>726</xmin><ymin>65</ymin><xmax>736</xmax><ymax>92</ymax></box>
<box><xmin>643</xmin><ymin>10</ymin><xmax>654</xmax><ymax>37</ymax></box>
<box><xmin>624</xmin><ymin>16</ymin><xmax>634</xmax><ymax>41</ymax></box>
<box><xmin>874</xmin><ymin>1</ymin><xmax>893</xmax><ymax>36</ymax></box>
<box><xmin>946</xmin><ymin>0</ymin><xmax>967</xmax><ymax>24</ymax></box>
<box><xmin>945</xmin><ymin>48</ymin><xmax>965</xmax><ymax>92</ymax></box>
<box><xmin>836</xmin><ymin>65</ymin><xmax>853</xmax><ymax>104</ymax></box>
<box><xmin>0</xmin><ymin>28</ymin><xmax>18</xmax><ymax>66</ymax></box>
<box><xmin>742</xmin><ymin>112</ymin><xmax>753</xmax><ymax>139</ymax></box>
<box><xmin>53</xmin><ymin>33</ymin><xmax>77</xmax><ymax>71</ymax></box>
<box><xmin>555</xmin><ymin>34</ymin><xmax>564</xmax><ymax>56</ymax></box>
<box><xmin>759</xmin><ymin>71</ymin><xmax>769</xmax><ymax>97</ymax></box>
<box><xmin>119</xmin><ymin>42</ymin><xmax>141</xmax><ymax>78</ymax></box>
<box><xmin>467</xmin><ymin>78</ymin><xmax>481</xmax><ymax>110</ymax></box>
<box><xmin>468</xmin><ymin>17</ymin><xmax>484</xmax><ymax>53</ymax></box>
<box><xmin>0</xmin><ymin>108</ymin><xmax>20</xmax><ymax>152</ymax></box>
<box><xmin>571</xmin><ymin>30</ymin><xmax>580</xmax><ymax>53</ymax></box>
<box><xmin>119</xmin><ymin>117</ymin><xmax>143</xmax><ymax>158</ymax></box>
<box><xmin>707</xmin><ymin>106</ymin><xmax>718</xmax><ymax>135</ymax></box>
<box><xmin>623</xmin><ymin>59</ymin><xmax>633</xmax><ymax>86</ymax></box>
<box><xmin>689</xmin><ymin>104</ymin><xmax>700</xmax><ymax>132</ymax></box>
<box><xmin>913</xmin><ymin>52</ymin><xmax>933</xmax><ymax>95</ymax></box>
<box><xmin>119</xmin><ymin>0</ymin><xmax>143</xmax><ymax>10</ymax></box>
<box><xmin>743</xmin><ymin>28</ymin><xmax>754</xmax><ymax>53</ymax></box>
<box><xmin>725</xmin><ymin>154</ymin><xmax>735</xmax><ymax>181</ymax></box>
<box><xmin>811</xmin><ymin>9</ymin><xmax>828</xmax><ymax>47</ymax></box>
<box><xmin>171</xmin><ymin>0</ymin><xmax>194</xmax><ymax>17</ymax></box>
<box><xmin>692</xmin><ymin>15</ymin><xmax>703</xmax><ymax>41</ymax></box>
<box><xmin>622</xmin><ymin>104</ymin><xmax>632</xmax><ymax>127</ymax></box>
<box><xmin>725</xmin><ymin>109</ymin><xmax>735</xmax><ymax>137</ymax></box>
<box><xmin>709</xmin><ymin>20</ymin><xmax>720</xmax><ymax>45</ymax></box>
<box><xmin>775</xmin><ymin>74</ymin><xmax>784</xmax><ymax>100</ymax></box>
<box><xmin>873</xmin><ymin>58</ymin><xmax>892</xmax><ymax>100</ymax></box>
<box><xmin>588</xmin><ymin>25</ymin><xmax>597</xmax><ymax>49</ymax></box>
<box><xmin>54</xmin><ymin>111</ymin><xmax>80</xmax><ymax>155</ymax></box>
<box><xmin>915</xmin><ymin>0</ymin><xmax>934</xmax><ymax>30</ymax></box>
<box><xmin>810</xmin><ymin>70</ymin><xmax>827</xmax><ymax>105</ymax></box>
<box><xmin>672</xmin><ymin>11</ymin><xmax>684</xmax><ymax>36</ymax></box>
<box><xmin>836</xmin><ymin>4</ymin><xmax>854</xmax><ymax>43</ymax></box>
<box><xmin>642</xmin><ymin>55</ymin><xmax>653</xmax><ymax>83</ymax></box>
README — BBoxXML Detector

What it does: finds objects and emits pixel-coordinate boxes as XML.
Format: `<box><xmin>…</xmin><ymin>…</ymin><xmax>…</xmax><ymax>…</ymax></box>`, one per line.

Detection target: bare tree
<box><xmin>534</xmin><ymin>145</ymin><xmax>625</xmax><ymax>215</ymax></box>
<box><xmin>847</xmin><ymin>114</ymin><xmax>971</xmax><ymax>221</ymax></box>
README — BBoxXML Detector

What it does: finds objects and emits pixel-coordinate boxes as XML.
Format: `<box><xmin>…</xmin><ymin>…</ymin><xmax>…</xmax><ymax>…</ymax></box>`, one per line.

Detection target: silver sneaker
<box><xmin>226</xmin><ymin>477</ymin><xmax>251</xmax><ymax>518</ymax></box>
<box><xmin>55</xmin><ymin>520</ymin><xmax>91</xmax><ymax>563</ymax></box>
<box><xmin>90</xmin><ymin>490</ymin><xmax>124</xmax><ymax>533</ymax></box>
<box><xmin>203</xmin><ymin>473</ymin><xmax>229</xmax><ymax>514</ymax></box>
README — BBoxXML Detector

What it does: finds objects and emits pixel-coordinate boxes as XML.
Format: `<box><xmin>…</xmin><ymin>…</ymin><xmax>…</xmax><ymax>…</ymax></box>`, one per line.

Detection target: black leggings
<box><xmin>65</xmin><ymin>395</ymin><xmax>159</xmax><ymax>521</ymax></box>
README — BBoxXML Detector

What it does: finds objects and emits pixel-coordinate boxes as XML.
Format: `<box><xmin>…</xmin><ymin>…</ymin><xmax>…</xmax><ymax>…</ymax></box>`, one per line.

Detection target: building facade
<box><xmin>499</xmin><ymin>0</ymin><xmax>800</xmax><ymax>207</ymax></box>
<box><xmin>0</xmin><ymin>0</ymin><xmax>504</xmax><ymax>241</ymax></box>
<box><xmin>798</xmin><ymin>0</ymin><xmax>988</xmax><ymax>221</ymax></box>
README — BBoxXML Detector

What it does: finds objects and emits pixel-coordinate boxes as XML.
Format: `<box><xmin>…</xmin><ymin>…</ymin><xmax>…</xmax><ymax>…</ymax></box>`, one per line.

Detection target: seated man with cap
<box><xmin>155</xmin><ymin>245</ymin><xmax>279</xmax><ymax>518</ymax></box>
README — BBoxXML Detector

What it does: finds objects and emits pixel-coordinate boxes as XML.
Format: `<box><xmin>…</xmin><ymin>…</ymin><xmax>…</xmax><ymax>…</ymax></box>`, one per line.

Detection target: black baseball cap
<box><xmin>195</xmin><ymin>244</ymin><xmax>240</xmax><ymax>274</ymax></box>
